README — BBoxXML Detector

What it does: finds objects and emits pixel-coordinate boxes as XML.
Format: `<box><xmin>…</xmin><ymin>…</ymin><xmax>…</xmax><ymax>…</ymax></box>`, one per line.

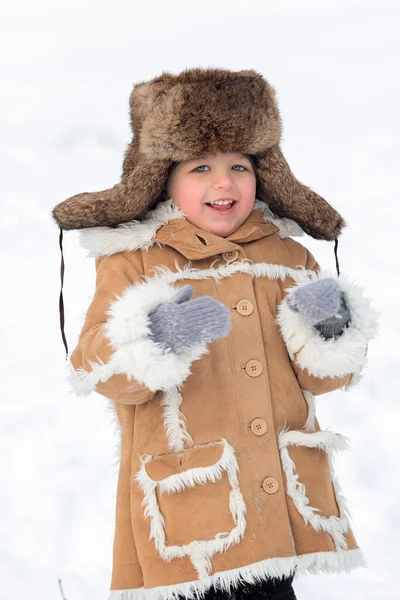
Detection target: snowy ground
<box><xmin>1</xmin><ymin>1</ymin><xmax>399</xmax><ymax>599</ymax></box>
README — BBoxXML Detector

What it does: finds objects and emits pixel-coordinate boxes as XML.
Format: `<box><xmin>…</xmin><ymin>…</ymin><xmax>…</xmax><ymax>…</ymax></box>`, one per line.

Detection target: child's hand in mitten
<box><xmin>286</xmin><ymin>278</ymin><xmax>351</xmax><ymax>339</ymax></box>
<box><xmin>147</xmin><ymin>284</ymin><xmax>231</xmax><ymax>353</ymax></box>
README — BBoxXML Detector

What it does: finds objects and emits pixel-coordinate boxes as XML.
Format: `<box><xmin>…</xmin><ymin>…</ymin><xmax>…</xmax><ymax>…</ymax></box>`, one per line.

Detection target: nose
<box><xmin>214</xmin><ymin>171</ymin><xmax>234</xmax><ymax>190</ymax></box>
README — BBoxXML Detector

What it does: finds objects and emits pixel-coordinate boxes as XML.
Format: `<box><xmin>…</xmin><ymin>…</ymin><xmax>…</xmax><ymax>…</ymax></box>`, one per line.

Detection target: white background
<box><xmin>1</xmin><ymin>1</ymin><xmax>399</xmax><ymax>598</ymax></box>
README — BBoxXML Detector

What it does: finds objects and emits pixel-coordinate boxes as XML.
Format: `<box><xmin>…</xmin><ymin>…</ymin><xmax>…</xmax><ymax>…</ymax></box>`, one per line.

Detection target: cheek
<box><xmin>239</xmin><ymin>176</ymin><xmax>257</xmax><ymax>203</ymax></box>
<box><xmin>246</xmin><ymin>175</ymin><xmax>257</xmax><ymax>195</ymax></box>
<box><xmin>170</xmin><ymin>179</ymin><xmax>204</xmax><ymax>214</ymax></box>
<box><xmin>173</xmin><ymin>178</ymin><xmax>203</xmax><ymax>202</ymax></box>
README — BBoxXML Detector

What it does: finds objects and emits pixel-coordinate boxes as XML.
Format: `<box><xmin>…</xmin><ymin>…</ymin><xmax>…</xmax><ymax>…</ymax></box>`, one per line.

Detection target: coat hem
<box><xmin>107</xmin><ymin>548</ymin><xmax>366</xmax><ymax>600</ymax></box>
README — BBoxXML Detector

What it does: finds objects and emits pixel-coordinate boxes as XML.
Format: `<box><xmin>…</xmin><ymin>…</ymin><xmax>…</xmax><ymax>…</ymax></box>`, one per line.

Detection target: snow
<box><xmin>1</xmin><ymin>0</ymin><xmax>398</xmax><ymax>598</ymax></box>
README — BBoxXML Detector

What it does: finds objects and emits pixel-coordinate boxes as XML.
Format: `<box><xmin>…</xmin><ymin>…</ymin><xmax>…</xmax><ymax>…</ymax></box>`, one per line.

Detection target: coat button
<box><xmin>222</xmin><ymin>250</ymin><xmax>239</xmax><ymax>262</ymax></box>
<box><xmin>245</xmin><ymin>359</ymin><xmax>263</xmax><ymax>377</ymax></box>
<box><xmin>250</xmin><ymin>418</ymin><xmax>268</xmax><ymax>436</ymax></box>
<box><xmin>262</xmin><ymin>477</ymin><xmax>279</xmax><ymax>494</ymax></box>
<box><xmin>237</xmin><ymin>299</ymin><xmax>254</xmax><ymax>316</ymax></box>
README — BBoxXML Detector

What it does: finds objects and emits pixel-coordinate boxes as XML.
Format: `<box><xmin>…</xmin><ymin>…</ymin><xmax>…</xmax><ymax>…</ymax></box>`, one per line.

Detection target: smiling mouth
<box><xmin>205</xmin><ymin>200</ymin><xmax>237</xmax><ymax>211</ymax></box>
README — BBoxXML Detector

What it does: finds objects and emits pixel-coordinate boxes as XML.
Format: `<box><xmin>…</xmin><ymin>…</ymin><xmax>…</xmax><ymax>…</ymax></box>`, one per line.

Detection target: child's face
<box><xmin>165</xmin><ymin>152</ymin><xmax>257</xmax><ymax>237</ymax></box>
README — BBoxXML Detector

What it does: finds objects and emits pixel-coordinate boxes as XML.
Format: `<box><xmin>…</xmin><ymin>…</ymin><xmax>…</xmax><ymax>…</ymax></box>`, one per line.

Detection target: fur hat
<box><xmin>51</xmin><ymin>67</ymin><xmax>345</xmax><ymax>241</ymax></box>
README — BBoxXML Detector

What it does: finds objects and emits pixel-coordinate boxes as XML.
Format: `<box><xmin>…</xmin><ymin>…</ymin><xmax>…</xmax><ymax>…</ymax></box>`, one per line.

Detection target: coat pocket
<box><xmin>278</xmin><ymin>429</ymin><xmax>352</xmax><ymax>550</ymax></box>
<box><xmin>135</xmin><ymin>438</ymin><xmax>246</xmax><ymax>579</ymax></box>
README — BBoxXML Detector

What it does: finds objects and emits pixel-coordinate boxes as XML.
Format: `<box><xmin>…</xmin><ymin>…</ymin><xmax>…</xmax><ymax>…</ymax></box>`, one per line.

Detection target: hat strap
<box><xmin>58</xmin><ymin>228</ymin><xmax>69</xmax><ymax>360</ymax></box>
<box><xmin>334</xmin><ymin>238</ymin><xmax>341</xmax><ymax>277</ymax></box>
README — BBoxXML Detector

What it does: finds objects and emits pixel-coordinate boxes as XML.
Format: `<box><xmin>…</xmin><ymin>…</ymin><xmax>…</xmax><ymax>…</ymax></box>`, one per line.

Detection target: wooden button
<box><xmin>222</xmin><ymin>250</ymin><xmax>239</xmax><ymax>262</ymax></box>
<box><xmin>262</xmin><ymin>477</ymin><xmax>279</xmax><ymax>494</ymax></box>
<box><xmin>237</xmin><ymin>300</ymin><xmax>254</xmax><ymax>316</ymax></box>
<box><xmin>245</xmin><ymin>359</ymin><xmax>263</xmax><ymax>377</ymax></box>
<box><xmin>250</xmin><ymin>418</ymin><xmax>268</xmax><ymax>436</ymax></box>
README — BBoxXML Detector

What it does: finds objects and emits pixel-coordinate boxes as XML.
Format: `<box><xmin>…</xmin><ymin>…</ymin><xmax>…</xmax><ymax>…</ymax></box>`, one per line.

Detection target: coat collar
<box><xmin>153</xmin><ymin>208</ymin><xmax>279</xmax><ymax>260</ymax></box>
<box><xmin>79</xmin><ymin>198</ymin><xmax>304</xmax><ymax>258</ymax></box>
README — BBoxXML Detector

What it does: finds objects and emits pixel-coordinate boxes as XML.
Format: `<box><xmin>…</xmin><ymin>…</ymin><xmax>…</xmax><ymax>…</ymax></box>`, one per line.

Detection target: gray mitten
<box><xmin>286</xmin><ymin>278</ymin><xmax>351</xmax><ymax>339</ymax></box>
<box><xmin>147</xmin><ymin>285</ymin><xmax>231</xmax><ymax>353</ymax></box>
<box><xmin>314</xmin><ymin>292</ymin><xmax>351</xmax><ymax>339</ymax></box>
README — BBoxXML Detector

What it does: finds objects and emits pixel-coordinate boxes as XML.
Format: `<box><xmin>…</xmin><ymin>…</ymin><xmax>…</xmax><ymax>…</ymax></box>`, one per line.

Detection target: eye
<box><xmin>194</xmin><ymin>164</ymin><xmax>248</xmax><ymax>172</ymax></box>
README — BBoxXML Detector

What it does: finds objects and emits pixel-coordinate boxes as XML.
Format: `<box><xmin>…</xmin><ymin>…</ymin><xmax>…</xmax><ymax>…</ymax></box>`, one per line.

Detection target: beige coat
<box><xmin>68</xmin><ymin>198</ymin><xmax>377</xmax><ymax>600</ymax></box>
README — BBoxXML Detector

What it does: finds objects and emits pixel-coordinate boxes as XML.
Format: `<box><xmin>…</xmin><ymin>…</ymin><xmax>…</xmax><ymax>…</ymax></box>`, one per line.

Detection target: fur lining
<box><xmin>160</xmin><ymin>386</ymin><xmax>193</xmax><ymax>452</ymax></box>
<box><xmin>78</xmin><ymin>198</ymin><xmax>304</xmax><ymax>258</ymax></box>
<box><xmin>140</xmin><ymin>260</ymin><xmax>311</xmax><ymax>286</ymax></box>
<box><xmin>68</xmin><ymin>278</ymin><xmax>209</xmax><ymax>395</ymax></box>
<box><xmin>107</xmin><ymin>549</ymin><xmax>366</xmax><ymax>600</ymax></box>
<box><xmin>67</xmin><ymin>349</ymin><xmax>134</xmax><ymax>396</ymax></box>
<box><xmin>276</xmin><ymin>270</ymin><xmax>380</xmax><ymax>380</ymax></box>
<box><xmin>253</xmin><ymin>199</ymin><xmax>304</xmax><ymax>238</ymax></box>
<box><xmin>78</xmin><ymin>199</ymin><xmax>185</xmax><ymax>257</ymax></box>
<box><xmin>104</xmin><ymin>276</ymin><xmax>209</xmax><ymax>392</ymax></box>
<box><xmin>301</xmin><ymin>390</ymin><xmax>316</xmax><ymax>431</ymax></box>
<box><xmin>280</xmin><ymin>429</ymin><xmax>350</xmax><ymax>452</ymax></box>
<box><xmin>104</xmin><ymin>387</ymin><xmax>194</xmax><ymax>456</ymax></box>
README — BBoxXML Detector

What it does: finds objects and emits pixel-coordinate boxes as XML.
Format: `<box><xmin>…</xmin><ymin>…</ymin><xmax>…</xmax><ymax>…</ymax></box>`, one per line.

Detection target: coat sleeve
<box><xmin>68</xmin><ymin>252</ymin><xmax>209</xmax><ymax>402</ymax></box>
<box><xmin>276</xmin><ymin>247</ymin><xmax>379</xmax><ymax>396</ymax></box>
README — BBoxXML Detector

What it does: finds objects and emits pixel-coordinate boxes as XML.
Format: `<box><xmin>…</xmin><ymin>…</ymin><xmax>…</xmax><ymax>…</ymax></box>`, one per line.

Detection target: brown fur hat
<box><xmin>52</xmin><ymin>67</ymin><xmax>344</xmax><ymax>240</ymax></box>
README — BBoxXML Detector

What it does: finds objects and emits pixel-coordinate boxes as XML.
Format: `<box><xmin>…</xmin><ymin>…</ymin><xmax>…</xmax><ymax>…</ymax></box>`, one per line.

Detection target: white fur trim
<box><xmin>302</xmin><ymin>390</ymin><xmax>317</xmax><ymax>431</ymax></box>
<box><xmin>327</xmin><ymin>451</ymin><xmax>353</xmax><ymax>530</ymax></box>
<box><xmin>79</xmin><ymin>198</ymin><xmax>304</xmax><ymax>258</ymax></box>
<box><xmin>142</xmin><ymin>260</ymin><xmax>311</xmax><ymax>286</ymax></box>
<box><xmin>344</xmin><ymin>368</ymin><xmax>365</xmax><ymax>391</ymax></box>
<box><xmin>276</xmin><ymin>270</ymin><xmax>380</xmax><ymax>379</ymax></box>
<box><xmin>70</xmin><ymin>277</ymin><xmax>209</xmax><ymax>394</ymax></box>
<box><xmin>253</xmin><ymin>199</ymin><xmax>305</xmax><ymax>239</ymax></box>
<box><xmin>107</xmin><ymin>548</ymin><xmax>366</xmax><ymax>600</ymax></box>
<box><xmin>280</xmin><ymin>429</ymin><xmax>350</xmax><ymax>452</ymax></box>
<box><xmin>279</xmin><ymin>429</ymin><xmax>352</xmax><ymax>551</ymax></box>
<box><xmin>159</xmin><ymin>386</ymin><xmax>193</xmax><ymax>452</ymax></box>
<box><xmin>66</xmin><ymin>349</ymin><xmax>137</xmax><ymax>396</ymax></box>
<box><xmin>78</xmin><ymin>199</ymin><xmax>186</xmax><ymax>257</ymax></box>
<box><xmin>135</xmin><ymin>438</ymin><xmax>246</xmax><ymax>579</ymax></box>
<box><xmin>105</xmin><ymin>277</ymin><xmax>189</xmax><ymax>347</ymax></box>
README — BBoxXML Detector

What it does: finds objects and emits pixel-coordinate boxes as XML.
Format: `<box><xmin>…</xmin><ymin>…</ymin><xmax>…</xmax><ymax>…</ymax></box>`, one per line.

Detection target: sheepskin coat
<box><xmin>68</xmin><ymin>198</ymin><xmax>377</xmax><ymax>600</ymax></box>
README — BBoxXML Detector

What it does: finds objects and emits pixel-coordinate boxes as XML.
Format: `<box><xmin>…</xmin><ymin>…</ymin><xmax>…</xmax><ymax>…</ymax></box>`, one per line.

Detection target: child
<box><xmin>52</xmin><ymin>68</ymin><xmax>378</xmax><ymax>600</ymax></box>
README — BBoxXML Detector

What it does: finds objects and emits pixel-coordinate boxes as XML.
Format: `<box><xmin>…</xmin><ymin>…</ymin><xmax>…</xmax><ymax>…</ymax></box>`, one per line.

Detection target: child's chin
<box><xmin>205</xmin><ymin>220</ymin><xmax>239</xmax><ymax>237</ymax></box>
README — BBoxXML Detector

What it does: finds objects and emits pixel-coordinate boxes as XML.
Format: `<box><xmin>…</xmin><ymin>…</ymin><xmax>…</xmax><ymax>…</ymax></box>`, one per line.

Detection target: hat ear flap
<box><xmin>256</xmin><ymin>145</ymin><xmax>345</xmax><ymax>241</ymax></box>
<box><xmin>52</xmin><ymin>148</ymin><xmax>170</xmax><ymax>230</ymax></box>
